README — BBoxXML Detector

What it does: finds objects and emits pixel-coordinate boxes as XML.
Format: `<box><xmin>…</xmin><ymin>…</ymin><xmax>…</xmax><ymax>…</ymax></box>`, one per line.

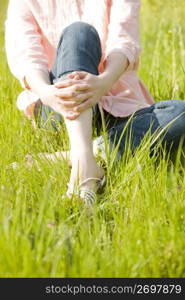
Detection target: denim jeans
<box><xmin>101</xmin><ymin>100</ymin><xmax>185</xmax><ymax>157</ymax></box>
<box><xmin>38</xmin><ymin>21</ymin><xmax>101</xmax><ymax>129</ymax></box>
<box><xmin>38</xmin><ymin>21</ymin><xmax>185</xmax><ymax>157</ymax></box>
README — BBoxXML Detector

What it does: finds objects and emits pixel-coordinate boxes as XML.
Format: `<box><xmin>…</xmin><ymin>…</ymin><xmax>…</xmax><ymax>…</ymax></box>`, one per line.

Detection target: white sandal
<box><xmin>66</xmin><ymin>176</ymin><xmax>106</xmax><ymax>205</ymax></box>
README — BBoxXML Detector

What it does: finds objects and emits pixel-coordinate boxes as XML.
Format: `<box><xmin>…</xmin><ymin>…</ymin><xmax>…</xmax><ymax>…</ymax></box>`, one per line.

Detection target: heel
<box><xmin>66</xmin><ymin>176</ymin><xmax>106</xmax><ymax>205</ymax></box>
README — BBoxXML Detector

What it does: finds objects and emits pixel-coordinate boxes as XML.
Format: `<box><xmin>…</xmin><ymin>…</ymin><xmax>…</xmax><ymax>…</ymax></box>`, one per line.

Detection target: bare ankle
<box><xmin>70</xmin><ymin>147</ymin><xmax>94</xmax><ymax>161</ymax></box>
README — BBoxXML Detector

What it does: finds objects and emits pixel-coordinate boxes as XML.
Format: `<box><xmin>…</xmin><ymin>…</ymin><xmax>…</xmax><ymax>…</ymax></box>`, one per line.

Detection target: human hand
<box><xmin>39</xmin><ymin>81</ymin><xmax>90</xmax><ymax>120</ymax></box>
<box><xmin>55</xmin><ymin>71</ymin><xmax>109</xmax><ymax>114</ymax></box>
<box><xmin>54</xmin><ymin>77</ymin><xmax>93</xmax><ymax>111</ymax></box>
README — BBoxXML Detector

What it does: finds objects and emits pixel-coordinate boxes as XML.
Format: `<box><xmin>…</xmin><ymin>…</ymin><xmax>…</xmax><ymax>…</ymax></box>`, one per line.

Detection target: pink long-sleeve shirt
<box><xmin>5</xmin><ymin>0</ymin><xmax>154</xmax><ymax>117</ymax></box>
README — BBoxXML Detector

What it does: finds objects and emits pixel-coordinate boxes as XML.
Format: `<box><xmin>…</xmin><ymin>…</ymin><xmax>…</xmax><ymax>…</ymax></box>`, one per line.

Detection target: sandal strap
<box><xmin>80</xmin><ymin>177</ymin><xmax>104</xmax><ymax>187</ymax></box>
<box><xmin>66</xmin><ymin>176</ymin><xmax>106</xmax><ymax>203</ymax></box>
<box><xmin>80</xmin><ymin>188</ymin><xmax>97</xmax><ymax>205</ymax></box>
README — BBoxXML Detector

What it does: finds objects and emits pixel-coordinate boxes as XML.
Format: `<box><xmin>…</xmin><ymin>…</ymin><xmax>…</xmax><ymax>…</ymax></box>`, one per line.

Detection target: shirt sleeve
<box><xmin>105</xmin><ymin>0</ymin><xmax>141</xmax><ymax>71</ymax></box>
<box><xmin>5</xmin><ymin>0</ymin><xmax>49</xmax><ymax>88</ymax></box>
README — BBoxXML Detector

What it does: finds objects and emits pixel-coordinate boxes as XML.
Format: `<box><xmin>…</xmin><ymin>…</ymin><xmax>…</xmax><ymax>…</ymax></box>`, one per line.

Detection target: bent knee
<box><xmin>154</xmin><ymin>99</ymin><xmax>185</xmax><ymax>138</ymax></box>
<box><xmin>154</xmin><ymin>99</ymin><xmax>185</xmax><ymax>114</ymax></box>
<box><xmin>154</xmin><ymin>99</ymin><xmax>185</xmax><ymax>121</ymax></box>
<box><xmin>63</xmin><ymin>21</ymin><xmax>99</xmax><ymax>36</ymax></box>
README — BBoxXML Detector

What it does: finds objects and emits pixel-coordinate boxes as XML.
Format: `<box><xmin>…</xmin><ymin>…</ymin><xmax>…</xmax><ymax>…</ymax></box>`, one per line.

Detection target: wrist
<box><xmin>37</xmin><ymin>84</ymin><xmax>53</xmax><ymax>106</ymax></box>
<box><xmin>98</xmin><ymin>53</ymin><xmax>129</xmax><ymax>92</ymax></box>
<box><xmin>38</xmin><ymin>83</ymin><xmax>51</xmax><ymax>99</ymax></box>
<box><xmin>98</xmin><ymin>72</ymin><xmax>114</xmax><ymax>93</ymax></box>
<box><xmin>98</xmin><ymin>72</ymin><xmax>115</xmax><ymax>94</ymax></box>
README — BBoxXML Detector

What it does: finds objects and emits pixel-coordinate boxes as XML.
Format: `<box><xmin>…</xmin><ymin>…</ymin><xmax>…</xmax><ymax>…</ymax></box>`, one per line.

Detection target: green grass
<box><xmin>0</xmin><ymin>0</ymin><xmax>185</xmax><ymax>277</ymax></box>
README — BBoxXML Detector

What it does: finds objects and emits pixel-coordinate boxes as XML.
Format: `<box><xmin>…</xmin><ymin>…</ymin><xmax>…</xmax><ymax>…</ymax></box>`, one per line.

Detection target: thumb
<box><xmin>68</xmin><ymin>71</ymin><xmax>88</xmax><ymax>79</ymax></box>
<box><xmin>67</xmin><ymin>73</ymin><xmax>81</xmax><ymax>80</ymax></box>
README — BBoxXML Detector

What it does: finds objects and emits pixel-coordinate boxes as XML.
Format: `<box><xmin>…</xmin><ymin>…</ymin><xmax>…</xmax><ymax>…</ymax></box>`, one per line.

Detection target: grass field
<box><xmin>0</xmin><ymin>0</ymin><xmax>185</xmax><ymax>277</ymax></box>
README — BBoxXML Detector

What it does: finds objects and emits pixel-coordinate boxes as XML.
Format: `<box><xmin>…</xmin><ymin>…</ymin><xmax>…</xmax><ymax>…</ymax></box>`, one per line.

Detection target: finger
<box><xmin>73</xmin><ymin>84</ymin><xmax>91</xmax><ymax>91</ymax></box>
<box><xmin>70</xmin><ymin>75</ymin><xmax>81</xmax><ymax>80</ymax></box>
<box><xmin>55</xmin><ymin>90</ymin><xmax>77</xmax><ymax>99</ymax></box>
<box><xmin>65</xmin><ymin>112</ymin><xmax>80</xmax><ymax>120</ymax></box>
<box><xmin>56</xmin><ymin>84</ymin><xmax>90</xmax><ymax>96</ymax></box>
<box><xmin>56</xmin><ymin>92</ymin><xmax>93</xmax><ymax>108</ymax></box>
<box><xmin>67</xmin><ymin>71</ymin><xmax>78</xmax><ymax>77</ymax></box>
<box><xmin>54</xmin><ymin>79</ymin><xmax>81</xmax><ymax>88</ymax></box>
<box><xmin>59</xmin><ymin>101</ymin><xmax>77</xmax><ymax>108</ymax></box>
<box><xmin>67</xmin><ymin>73</ymin><xmax>81</xmax><ymax>80</ymax></box>
<box><xmin>75</xmin><ymin>71</ymin><xmax>88</xmax><ymax>78</ymax></box>
<box><xmin>75</xmin><ymin>92</ymin><xmax>93</xmax><ymax>103</ymax></box>
<box><xmin>55</xmin><ymin>83</ymin><xmax>90</xmax><ymax>93</ymax></box>
<box><xmin>55</xmin><ymin>87</ymin><xmax>91</xmax><ymax>100</ymax></box>
<box><xmin>59</xmin><ymin>92</ymin><xmax>92</xmax><ymax>105</ymax></box>
<box><xmin>68</xmin><ymin>71</ymin><xmax>88</xmax><ymax>79</ymax></box>
<box><xmin>74</xmin><ymin>98</ymin><xmax>93</xmax><ymax>113</ymax></box>
<box><xmin>74</xmin><ymin>75</ymin><xmax>81</xmax><ymax>80</ymax></box>
<box><xmin>53</xmin><ymin>103</ymin><xmax>79</xmax><ymax>118</ymax></box>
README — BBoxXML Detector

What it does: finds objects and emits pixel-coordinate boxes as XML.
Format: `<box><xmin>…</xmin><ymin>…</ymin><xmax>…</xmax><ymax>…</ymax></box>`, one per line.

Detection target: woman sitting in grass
<box><xmin>5</xmin><ymin>0</ymin><xmax>185</xmax><ymax>204</ymax></box>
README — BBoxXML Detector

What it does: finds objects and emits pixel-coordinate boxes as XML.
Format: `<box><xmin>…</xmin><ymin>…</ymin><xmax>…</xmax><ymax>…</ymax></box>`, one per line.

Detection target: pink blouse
<box><xmin>5</xmin><ymin>0</ymin><xmax>154</xmax><ymax>117</ymax></box>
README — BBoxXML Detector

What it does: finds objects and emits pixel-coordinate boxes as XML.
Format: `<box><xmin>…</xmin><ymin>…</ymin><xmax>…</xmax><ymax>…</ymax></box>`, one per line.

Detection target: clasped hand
<box><xmin>54</xmin><ymin>71</ymin><xmax>107</xmax><ymax>120</ymax></box>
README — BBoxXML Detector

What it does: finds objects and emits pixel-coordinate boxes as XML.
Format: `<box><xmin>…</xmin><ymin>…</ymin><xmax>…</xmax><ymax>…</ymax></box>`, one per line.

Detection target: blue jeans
<box><xmin>37</xmin><ymin>21</ymin><xmax>185</xmax><ymax>156</ymax></box>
